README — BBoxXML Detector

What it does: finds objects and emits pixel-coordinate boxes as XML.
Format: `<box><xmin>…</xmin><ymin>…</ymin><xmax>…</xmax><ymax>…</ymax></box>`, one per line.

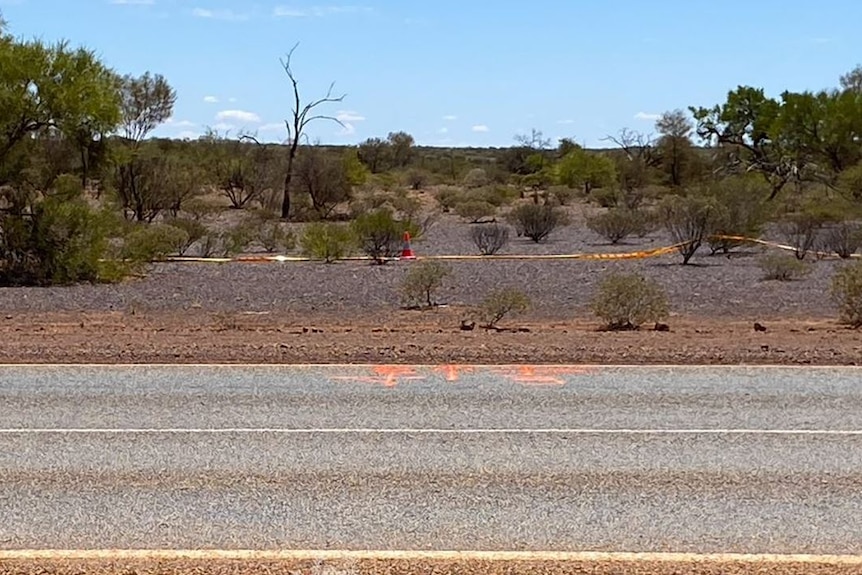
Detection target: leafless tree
<box><xmin>278</xmin><ymin>43</ymin><xmax>346</xmax><ymax>220</ymax></box>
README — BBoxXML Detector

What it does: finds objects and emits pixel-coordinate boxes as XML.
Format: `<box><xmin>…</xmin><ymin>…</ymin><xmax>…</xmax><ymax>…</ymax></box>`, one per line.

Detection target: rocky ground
<box><xmin>0</xmin><ymin>215</ymin><xmax>859</xmax><ymax>365</ymax></box>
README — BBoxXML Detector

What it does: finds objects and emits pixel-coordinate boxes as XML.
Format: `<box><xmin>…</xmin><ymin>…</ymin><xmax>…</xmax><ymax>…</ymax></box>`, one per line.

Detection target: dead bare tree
<box><xmin>279</xmin><ymin>43</ymin><xmax>345</xmax><ymax>220</ymax></box>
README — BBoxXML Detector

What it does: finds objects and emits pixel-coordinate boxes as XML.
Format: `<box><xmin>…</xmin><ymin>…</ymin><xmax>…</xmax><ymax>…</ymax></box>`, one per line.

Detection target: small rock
<box><xmin>761</xmin><ymin>344</ymin><xmax>770</xmax><ymax>352</ymax></box>
<box><xmin>654</xmin><ymin>323</ymin><xmax>670</xmax><ymax>332</ymax></box>
<box><xmin>460</xmin><ymin>320</ymin><xmax>476</xmax><ymax>331</ymax></box>
<box><xmin>754</xmin><ymin>322</ymin><xmax>767</xmax><ymax>332</ymax></box>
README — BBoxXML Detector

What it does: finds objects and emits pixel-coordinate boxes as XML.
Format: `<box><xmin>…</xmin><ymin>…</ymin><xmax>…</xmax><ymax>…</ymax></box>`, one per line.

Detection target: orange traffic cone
<box><xmin>400</xmin><ymin>231</ymin><xmax>416</xmax><ymax>260</ymax></box>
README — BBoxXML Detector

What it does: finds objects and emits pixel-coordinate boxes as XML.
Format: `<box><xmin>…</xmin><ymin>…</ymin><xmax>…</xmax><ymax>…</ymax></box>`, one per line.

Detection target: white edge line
<box><xmin>0</xmin><ymin>550</ymin><xmax>861</xmax><ymax>564</ymax></box>
<box><xmin>1</xmin><ymin>428</ymin><xmax>860</xmax><ymax>435</ymax></box>
<box><xmin>0</xmin><ymin>363</ymin><xmax>860</xmax><ymax>369</ymax></box>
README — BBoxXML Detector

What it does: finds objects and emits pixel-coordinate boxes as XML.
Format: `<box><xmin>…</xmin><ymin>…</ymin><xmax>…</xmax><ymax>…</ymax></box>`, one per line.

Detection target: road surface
<box><xmin>1</xmin><ymin>364</ymin><xmax>861</xmax><ymax>554</ymax></box>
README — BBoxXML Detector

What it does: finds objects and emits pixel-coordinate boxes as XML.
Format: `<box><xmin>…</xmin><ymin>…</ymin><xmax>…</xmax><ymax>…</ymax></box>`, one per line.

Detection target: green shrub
<box><xmin>470</xmin><ymin>223</ymin><xmax>510</xmax><ymax>255</ymax></box>
<box><xmin>0</xmin><ymin>193</ymin><xmax>125</xmax><ymax>286</ymax></box>
<box><xmin>759</xmin><ymin>253</ymin><xmax>812</xmax><ymax>281</ymax></box>
<box><xmin>507</xmin><ymin>203</ymin><xmax>567</xmax><ymax>243</ymax></box>
<box><xmin>463</xmin><ymin>168</ymin><xmax>489</xmax><ymax>189</ymax></box>
<box><xmin>258</xmin><ymin>221</ymin><xmax>295</xmax><ymax>253</ymax></box>
<box><xmin>480</xmin><ymin>288</ymin><xmax>530</xmax><ymax>328</ymax></box>
<box><xmin>591</xmin><ymin>272</ymin><xmax>669</xmax><ymax>330</ymax></box>
<box><xmin>400</xmin><ymin>260</ymin><xmax>452</xmax><ymax>308</ymax></box>
<box><xmin>455</xmin><ymin>200</ymin><xmax>497</xmax><ymax>223</ymax></box>
<box><xmin>163</xmin><ymin>218</ymin><xmax>207</xmax><ymax>256</ymax></box>
<box><xmin>122</xmin><ymin>223</ymin><xmax>189</xmax><ymax>263</ymax></box>
<box><xmin>832</xmin><ymin>262</ymin><xmax>862</xmax><ymax>327</ymax></box>
<box><xmin>300</xmin><ymin>222</ymin><xmax>354</xmax><ymax>263</ymax></box>
<box><xmin>706</xmin><ymin>177</ymin><xmax>769</xmax><ymax>255</ymax></box>
<box><xmin>434</xmin><ymin>186</ymin><xmax>464</xmax><ymax>212</ymax></box>
<box><xmin>586</xmin><ymin>208</ymin><xmax>646</xmax><ymax>244</ymax></box>
<box><xmin>220</xmin><ymin>220</ymin><xmax>256</xmax><ymax>256</ymax></box>
<box><xmin>590</xmin><ymin>187</ymin><xmax>621</xmax><ymax>208</ymax></box>
<box><xmin>351</xmin><ymin>208</ymin><xmax>419</xmax><ymax>264</ymax></box>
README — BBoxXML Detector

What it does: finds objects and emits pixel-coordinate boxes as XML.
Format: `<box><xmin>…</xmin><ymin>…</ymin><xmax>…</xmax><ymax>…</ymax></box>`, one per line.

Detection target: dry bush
<box><xmin>759</xmin><ymin>253</ymin><xmax>812</xmax><ymax>281</ymax></box>
<box><xmin>821</xmin><ymin>221</ymin><xmax>862</xmax><ymax>259</ymax></box>
<box><xmin>658</xmin><ymin>194</ymin><xmax>719</xmax><ymax>264</ymax></box>
<box><xmin>507</xmin><ymin>203</ymin><xmax>567</xmax><ymax>243</ymax></box>
<box><xmin>400</xmin><ymin>260</ymin><xmax>452</xmax><ymax>308</ymax></box>
<box><xmin>778</xmin><ymin>210</ymin><xmax>832</xmax><ymax>260</ymax></box>
<box><xmin>470</xmin><ymin>223</ymin><xmax>510</xmax><ymax>255</ymax></box>
<box><xmin>480</xmin><ymin>288</ymin><xmax>530</xmax><ymax>328</ymax></box>
<box><xmin>351</xmin><ymin>208</ymin><xmax>419</xmax><ymax>264</ymax></box>
<box><xmin>547</xmin><ymin>185</ymin><xmax>579</xmax><ymax>206</ymax></box>
<box><xmin>832</xmin><ymin>262</ymin><xmax>862</xmax><ymax>327</ymax></box>
<box><xmin>586</xmin><ymin>208</ymin><xmax>646</xmax><ymax>244</ymax></box>
<box><xmin>591</xmin><ymin>272</ymin><xmax>669</xmax><ymax>330</ymax></box>
<box><xmin>455</xmin><ymin>200</ymin><xmax>497</xmax><ymax>223</ymax></box>
<box><xmin>434</xmin><ymin>186</ymin><xmax>464</xmax><ymax>212</ymax></box>
<box><xmin>257</xmin><ymin>220</ymin><xmax>295</xmax><ymax>253</ymax></box>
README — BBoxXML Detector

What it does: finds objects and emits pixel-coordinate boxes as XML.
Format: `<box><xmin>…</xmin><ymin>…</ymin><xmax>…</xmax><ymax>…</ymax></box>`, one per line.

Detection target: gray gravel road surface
<box><xmin>1</xmin><ymin>365</ymin><xmax>861</xmax><ymax>553</ymax></box>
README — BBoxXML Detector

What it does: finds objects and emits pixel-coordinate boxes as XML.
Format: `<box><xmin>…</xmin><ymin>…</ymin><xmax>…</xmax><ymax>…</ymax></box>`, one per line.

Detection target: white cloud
<box><xmin>259</xmin><ymin>122</ymin><xmax>286</xmax><ymax>132</ymax></box>
<box><xmin>471</xmin><ymin>124</ymin><xmax>489</xmax><ymax>133</ymax></box>
<box><xmin>273</xmin><ymin>5</ymin><xmax>372</xmax><ymax>17</ymax></box>
<box><xmin>165</xmin><ymin>118</ymin><xmax>197</xmax><ymax>128</ymax></box>
<box><xmin>192</xmin><ymin>8</ymin><xmax>250</xmax><ymax>21</ymax></box>
<box><xmin>336</xmin><ymin>110</ymin><xmax>365</xmax><ymax>122</ymax></box>
<box><xmin>442</xmin><ymin>115</ymin><xmax>457</xmax><ymax>121</ymax></box>
<box><xmin>634</xmin><ymin>112</ymin><xmax>661</xmax><ymax>121</ymax></box>
<box><xmin>203</xmin><ymin>95</ymin><xmax>218</xmax><ymax>103</ymax></box>
<box><xmin>215</xmin><ymin>109</ymin><xmax>261</xmax><ymax>123</ymax></box>
<box><xmin>334</xmin><ymin>110</ymin><xmax>365</xmax><ymax>137</ymax></box>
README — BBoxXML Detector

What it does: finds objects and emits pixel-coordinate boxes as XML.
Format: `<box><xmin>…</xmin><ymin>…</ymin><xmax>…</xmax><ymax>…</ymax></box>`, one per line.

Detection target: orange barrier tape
<box><xmin>157</xmin><ymin>235</ymin><xmax>861</xmax><ymax>264</ymax></box>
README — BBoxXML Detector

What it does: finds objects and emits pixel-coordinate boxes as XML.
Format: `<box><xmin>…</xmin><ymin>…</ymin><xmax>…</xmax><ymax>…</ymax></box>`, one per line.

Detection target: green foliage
<box><xmin>470</xmin><ymin>223</ymin><xmax>510</xmax><ymax>255</ymax></box>
<box><xmin>480</xmin><ymin>288</ymin><xmax>530</xmax><ymax>328</ymax></box>
<box><xmin>221</xmin><ymin>220</ymin><xmax>256</xmax><ymax>256</ymax></box>
<box><xmin>554</xmin><ymin>146</ymin><xmax>617</xmax><ymax>194</ymax></box>
<box><xmin>586</xmin><ymin>208</ymin><xmax>647</xmax><ymax>244</ymax></box>
<box><xmin>256</xmin><ymin>219</ymin><xmax>295</xmax><ymax>254</ymax></box>
<box><xmin>400</xmin><ymin>260</ymin><xmax>451</xmax><ymax>308</ymax></box>
<box><xmin>508</xmin><ymin>203</ymin><xmax>567</xmax><ymax>243</ymax></box>
<box><xmin>163</xmin><ymin>217</ymin><xmax>207</xmax><ymax>256</ymax></box>
<box><xmin>759</xmin><ymin>254</ymin><xmax>812</xmax><ymax>281</ymax></box>
<box><xmin>591</xmin><ymin>272</ymin><xmax>669</xmax><ymax>330</ymax></box>
<box><xmin>121</xmin><ymin>223</ymin><xmax>189</xmax><ymax>262</ymax></box>
<box><xmin>351</xmin><ymin>208</ymin><xmax>418</xmax><ymax>264</ymax></box>
<box><xmin>705</xmin><ymin>177</ymin><xmax>770</xmax><ymax>255</ymax></box>
<box><xmin>433</xmin><ymin>185</ymin><xmax>463</xmax><ymax>212</ymax></box>
<box><xmin>300</xmin><ymin>222</ymin><xmax>354</xmax><ymax>263</ymax></box>
<box><xmin>463</xmin><ymin>168</ymin><xmax>489</xmax><ymax>188</ymax></box>
<box><xmin>832</xmin><ymin>262</ymin><xmax>862</xmax><ymax>327</ymax></box>
<box><xmin>547</xmin><ymin>185</ymin><xmax>579</xmax><ymax>206</ymax></box>
<box><xmin>657</xmin><ymin>194</ymin><xmax>720</xmax><ymax>264</ymax></box>
<box><xmin>455</xmin><ymin>200</ymin><xmax>497</xmax><ymax>223</ymax></box>
<box><xmin>0</xmin><ymin>189</ymin><xmax>124</xmax><ymax>286</ymax></box>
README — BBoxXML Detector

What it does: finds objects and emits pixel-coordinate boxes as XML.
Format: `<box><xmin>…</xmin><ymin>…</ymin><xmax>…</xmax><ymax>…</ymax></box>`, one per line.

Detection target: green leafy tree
<box><xmin>554</xmin><ymin>146</ymin><xmax>617</xmax><ymax>195</ymax></box>
<box><xmin>655</xmin><ymin>109</ymin><xmax>698</xmax><ymax>187</ymax></box>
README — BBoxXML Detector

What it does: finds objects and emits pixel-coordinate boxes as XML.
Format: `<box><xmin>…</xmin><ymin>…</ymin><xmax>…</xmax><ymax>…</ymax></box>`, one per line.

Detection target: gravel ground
<box><xmin>0</xmin><ymin>216</ymin><xmax>847</xmax><ymax>320</ymax></box>
<box><xmin>3</xmin><ymin>558</ymin><xmax>860</xmax><ymax>575</ymax></box>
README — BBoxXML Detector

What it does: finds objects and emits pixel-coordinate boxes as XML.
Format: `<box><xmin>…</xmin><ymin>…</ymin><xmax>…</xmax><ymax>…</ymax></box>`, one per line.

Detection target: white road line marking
<box><xmin>0</xmin><ymin>428</ymin><xmax>861</xmax><ymax>436</ymax></box>
<box><xmin>0</xmin><ymin>549</ymin><xmax>861</xmax><ymax>564</ymax></box>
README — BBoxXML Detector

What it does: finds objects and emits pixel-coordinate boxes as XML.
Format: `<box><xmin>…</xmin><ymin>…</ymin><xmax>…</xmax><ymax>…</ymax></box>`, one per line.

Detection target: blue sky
<box><xmin>2</xmin><ymin>0</ymin><xmax>861</xmax><ymax>147</ymax></box>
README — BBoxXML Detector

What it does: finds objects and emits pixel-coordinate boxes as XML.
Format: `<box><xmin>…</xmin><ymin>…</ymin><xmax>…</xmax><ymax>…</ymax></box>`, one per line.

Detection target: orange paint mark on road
<box><xmin>495</xmin><ymin>365</ymin><xmax>595</xmax><ymax>387</ymax></box>
<box><xmin>332</xmin><ymin>365</ymin><xmax>424</xmax><ymax>388</ymax></box>
<box><xmin>432</xmin><ymin>365</ymin><xmax>475</xmax><ymax>382</ymax></box>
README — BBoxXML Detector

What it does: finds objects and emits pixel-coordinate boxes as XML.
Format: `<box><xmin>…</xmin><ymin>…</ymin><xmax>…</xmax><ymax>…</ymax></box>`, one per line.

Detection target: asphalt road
<box><xmin>1</xmin><ymin>364</ymin><xmax>861</xmax><ymax>554</ymax></box>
